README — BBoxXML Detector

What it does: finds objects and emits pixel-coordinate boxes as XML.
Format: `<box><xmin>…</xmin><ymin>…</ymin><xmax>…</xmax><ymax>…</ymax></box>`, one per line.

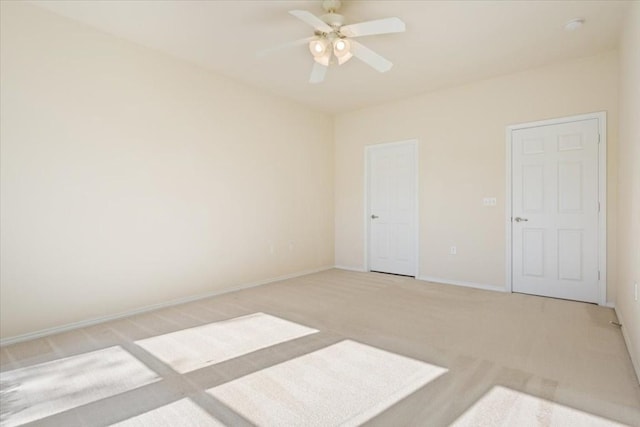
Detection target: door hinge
<box><xmin>598</xmin><ymin>201</ymin><xmax>601</xmax><ymax>212</ymax></box>
<box><xmin>598</xmin><ymin>270</ymin><xmax>601</xmax><ymax>280</ymax></box>
<box><xmin>598</xmin><ymin>134</ymin><xmax>601</xmax><ymax>143</ymax></box>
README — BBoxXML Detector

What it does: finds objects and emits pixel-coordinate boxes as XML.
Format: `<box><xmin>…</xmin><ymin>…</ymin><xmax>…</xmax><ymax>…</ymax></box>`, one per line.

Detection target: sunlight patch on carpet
<box><xmin>207</xmin><ymin>339</ymin><xmax>447</xmax><ymax>426</ymax></box>
<box><xmin>111</xmin><ymin>398</ymin><xmax>223</xmax><ymax>426</ymax></box>
<box><xmin>0</xmin><ymin>346</ymin><xmax>159</xmax><ymax>426</ymax></box>
<box><xmin>135</xmin><ymin>312</ymin><xmax>318</xmax><ymax>373</ymax></box>
<box><xmin>452</xmin><ymin>385</ymin><xmax>625</xmax><ymax>426</ymax></box>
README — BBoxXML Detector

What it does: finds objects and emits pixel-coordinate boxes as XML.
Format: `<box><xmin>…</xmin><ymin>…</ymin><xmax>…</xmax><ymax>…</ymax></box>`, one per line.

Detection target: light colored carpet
<box><xmin>111</xmin><ymin>398</ymin><xmax>224</xmax><ymax>427</ymax></box>
<box><xmin>0</xmin><ymin>269</ymin><xmax>639</xmax><ymax>426</ymax></box>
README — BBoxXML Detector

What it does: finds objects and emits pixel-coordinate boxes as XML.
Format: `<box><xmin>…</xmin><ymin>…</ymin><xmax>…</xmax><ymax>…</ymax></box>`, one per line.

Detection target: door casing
<box><xmin>505</xmin><ymin>112</ymin><xmax>607</xmax><ymax>305</ymax></box>
<box><xmin>364</xmin><ymin>139</ymin><xmax>419</xmax><ymax>277</ymax></box>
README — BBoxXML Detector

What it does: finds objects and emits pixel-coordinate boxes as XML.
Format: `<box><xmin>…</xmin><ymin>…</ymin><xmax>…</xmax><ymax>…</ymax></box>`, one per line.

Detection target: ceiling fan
<box><xmin>258</xmin><ymin>0</ymin><xmax>406</xmax><ymax>83</ymax></box>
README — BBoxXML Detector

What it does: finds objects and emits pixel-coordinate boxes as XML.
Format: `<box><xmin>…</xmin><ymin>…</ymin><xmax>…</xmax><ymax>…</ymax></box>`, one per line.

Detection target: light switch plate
<box><xmin>483</xmin><ymin>197</ymin><xmax>497</xmax><ymax>206</ymax></box>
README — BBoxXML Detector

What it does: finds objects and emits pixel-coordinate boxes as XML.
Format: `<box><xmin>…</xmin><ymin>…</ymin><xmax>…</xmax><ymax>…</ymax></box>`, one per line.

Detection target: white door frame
<box><xmin>364</xmin><ymin>139</ymin><xmax>419</xmax><ymax>277</ymax></box>
<box><xmin>505</xmin><ymin>112</ymin><xmax>607</xmax><ymax>305</ymax></box>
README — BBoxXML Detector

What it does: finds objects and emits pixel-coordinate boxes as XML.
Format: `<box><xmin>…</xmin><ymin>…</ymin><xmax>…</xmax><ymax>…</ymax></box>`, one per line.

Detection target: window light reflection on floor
<box><xmin>208</xmin><ymin>339</ymin><xmax>448</xmax><ymax>426</ymax></box>
<box><xmin>452</xmin><ymin>385</ymin><xmax>625</xmax><ymax>426</ymax></box>
<box><xmin>0</xmin><ymin>346</ymin><xmax>160</xmax><ymax>427</ymax></box>
<box><xmin>135</xmin><ymin>312</ymin><xmax>318</xmax><ymax>373</ymax></box>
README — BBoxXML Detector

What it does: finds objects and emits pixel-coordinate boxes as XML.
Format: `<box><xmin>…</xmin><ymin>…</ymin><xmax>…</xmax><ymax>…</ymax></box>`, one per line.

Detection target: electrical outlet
<box><xmin>450</xmin><ymin>246</ymin><xmax>457</xmax><ymax>255</ymax></box>
<box><xmin>483</xmin><ymin>197</ymin><xmax>497</xmax><ymax>206</ymax></box>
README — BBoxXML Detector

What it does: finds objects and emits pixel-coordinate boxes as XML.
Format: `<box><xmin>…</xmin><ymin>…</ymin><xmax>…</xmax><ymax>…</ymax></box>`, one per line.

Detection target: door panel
<box><xmin>522</xmin><ymin>229</ymin><xmax>545</xmax><ymax>277</ymax></box>
<box><xmin>522</xmin><ymin>165</ymin><xmax>544</xmax><ymax>212</ymax></box>
<box><xmin>367</xmin><ymin>142</ymin><xmax>417</xmax><ymax>276</ymax></box>
<box><xmin>512</xmin><ymin>119</ymin><xmax>599</xmax><ymax>303</ymax></box>
<box><xmin>557</xmin><ymin>229</ymin><xmax>583</xmax><ymax>281</ymax></box>
<box><xmin>558</xmin><ymin>161</ymin><xmax>583</xmax><ymax>212</ymax></box>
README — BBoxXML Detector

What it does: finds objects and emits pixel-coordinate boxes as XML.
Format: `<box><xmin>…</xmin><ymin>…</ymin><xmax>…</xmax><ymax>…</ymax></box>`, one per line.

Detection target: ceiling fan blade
<box><xmin>350</xmin><ymin>40</ymin><xmax>393</xmax><ymax>73</ymax></box>
<box><xmin>309</xmin><ymin>62</ymin><xmax>328</xmax><ymax>84</ymax></box>
<box><xmin>340</xmin><ymin>17</ymin><xmax>406</xmax><ymax>38</ymax></box>
<box><xmin>289</xmin><ymin>10</ymin><xmax>333</xmax><ymax>33</ymax></box>
<box><xmin>256</xmin><ymin>37</ymin><xmax>314</xmax><ymax>58</ymax></box>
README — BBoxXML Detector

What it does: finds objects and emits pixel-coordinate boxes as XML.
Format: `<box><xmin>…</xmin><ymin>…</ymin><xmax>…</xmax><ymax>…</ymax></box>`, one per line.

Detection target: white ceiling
<box><xmin>31</xmin><ymin>0</ymin><xmax>629</xmax><ymax>114</ymax></box>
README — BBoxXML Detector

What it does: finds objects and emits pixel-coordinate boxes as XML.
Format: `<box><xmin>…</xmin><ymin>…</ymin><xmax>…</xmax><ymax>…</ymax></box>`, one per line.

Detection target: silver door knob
<box><xmin>371</xmin><ymin>214</ymin><xmax>379</xmax><ymax>219</ymax></box>
<box><xmin>514</xmin><ymin>217</ymin><xmax>528</xmax><ymax>222</ymax></box>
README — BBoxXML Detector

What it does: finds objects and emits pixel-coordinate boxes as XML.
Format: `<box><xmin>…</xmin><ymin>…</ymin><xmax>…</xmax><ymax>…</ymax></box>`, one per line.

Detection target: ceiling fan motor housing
<box><xmin>321</xmin><ymin>12</ymin><xmax>345</xmax><ymax>31</ymax></box>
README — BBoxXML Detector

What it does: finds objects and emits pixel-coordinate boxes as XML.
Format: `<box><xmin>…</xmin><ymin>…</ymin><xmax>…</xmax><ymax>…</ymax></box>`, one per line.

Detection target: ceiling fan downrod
<box><xmin>322</xmin><ymin>0</ymin><xmax>342</xmax><ymax>14</ymax></box>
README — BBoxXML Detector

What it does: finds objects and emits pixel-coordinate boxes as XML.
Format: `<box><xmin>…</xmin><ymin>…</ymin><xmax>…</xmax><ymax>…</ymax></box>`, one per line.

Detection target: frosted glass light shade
<box><xmin>333</xmin><ymin>38</ymin><xmax>352</xmax><ymax>65</ymax></box>
<box><xmin>309</xmin><ymin>38</ymin><xmax>329</xmax><ymax>57</ymax></box>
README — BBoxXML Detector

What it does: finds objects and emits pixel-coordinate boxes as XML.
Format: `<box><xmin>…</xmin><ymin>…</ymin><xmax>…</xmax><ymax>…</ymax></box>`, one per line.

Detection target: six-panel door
<box><xmin>512</xmin><ymin>119</ymin><xmax>599</xmax><ymax>303</ymax></box>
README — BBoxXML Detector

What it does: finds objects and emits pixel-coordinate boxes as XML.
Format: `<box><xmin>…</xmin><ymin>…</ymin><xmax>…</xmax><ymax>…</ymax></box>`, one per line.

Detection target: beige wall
<box><xmin>0</xmin><ymin>2</ymin><xmax>334</xmax><ymax>339</ymax></box>
<box><xmin>617</xmin><ymin>1</ymin><xmax>640</xmax><ymax>380</ymax></box>
<box><xmin>335</xmin><ymin>51</ymin><xmax>618</xmax><ymax>300</ymax></box>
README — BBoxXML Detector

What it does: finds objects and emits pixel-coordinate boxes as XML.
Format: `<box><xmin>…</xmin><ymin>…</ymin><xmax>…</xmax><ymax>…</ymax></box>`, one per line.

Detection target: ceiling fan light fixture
<box><xmin>336</xmin><ymin>51</ymin><xmax>353</xmax><ymax>65</ymax></box>
<box><xmin>334</xmin><ymin>38</ymin><xmax>348</xmax><ymax>52</ymax></box>
<box><xmin>332</xmin><ymin>38</ymin><xmax>352</xmax><ymax>64</ymax></box>
<box><xmin>309</xmin><ymin>38</ymin><xmax>329</xmax><ymax>57</ymax></box>
<box><xmin>313</xmin><ymin>52</ymin><xmax>331</xmax><ymax>66</ymax></box>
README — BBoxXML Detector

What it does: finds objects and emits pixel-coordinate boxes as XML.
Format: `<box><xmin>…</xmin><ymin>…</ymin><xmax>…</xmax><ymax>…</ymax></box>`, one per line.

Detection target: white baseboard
<box><xmin>418</xmin><ymin>276</ymin><xmax>507</xmax><ymax>293</ymax></box>
<box><xmin>603</xmin><ymin>302</ymin><xmax>616</xmax><ymax>308</ymax></box>
<box><xmin>334</xmin><ymin>265</ymin><xmax>368</xmax><ymax>273</ymax></box>
<box><xmin>614</xmin><ymin>306</ymin><xmax>640</xmax><ymax>385</ymax></box>
<box><xmin>0</xmin><ymin>265</ymin><xmax>333</xmax><ymax>347</ymax></box>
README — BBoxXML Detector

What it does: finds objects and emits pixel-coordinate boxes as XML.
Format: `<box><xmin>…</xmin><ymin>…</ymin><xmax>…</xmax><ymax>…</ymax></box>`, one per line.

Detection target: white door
<box><xmin>512</xmin><ymin>119</ymin><xmax>600</xmax><ymax>303</ymax></box>
<box><xmin>367</xmin><ymin>141</ymin><xmax>417</xmax><ymax>276</ymax></box>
